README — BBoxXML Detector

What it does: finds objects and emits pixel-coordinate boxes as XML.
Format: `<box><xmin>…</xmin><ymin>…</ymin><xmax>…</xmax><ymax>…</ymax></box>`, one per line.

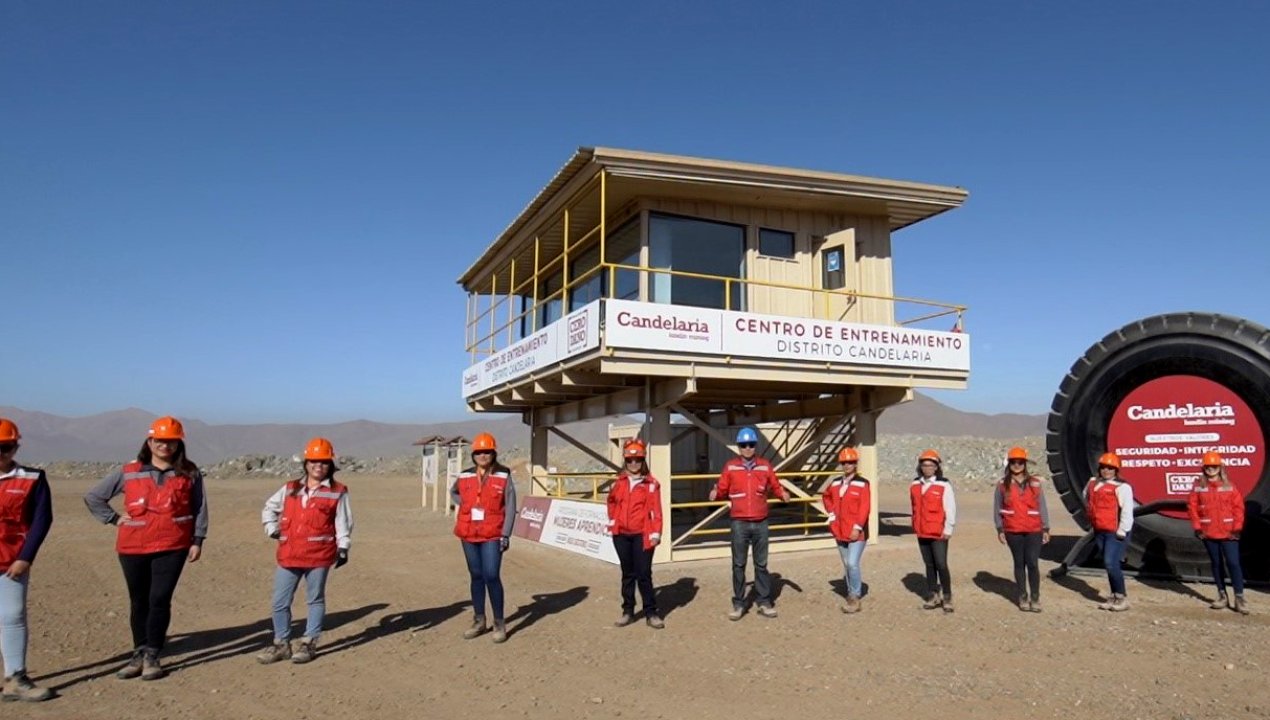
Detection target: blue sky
<box><xmin>4</xmin><ymin>2</ymin><xmax>1268</xmax><ymax>423</ymax></box>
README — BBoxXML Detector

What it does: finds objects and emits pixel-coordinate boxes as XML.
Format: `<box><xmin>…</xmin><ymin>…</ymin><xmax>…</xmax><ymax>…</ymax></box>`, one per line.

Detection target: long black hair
<box><xmin>136</xmin><ymin>439</ymin><xmax>199</xmax><ymax>475</ymax></box>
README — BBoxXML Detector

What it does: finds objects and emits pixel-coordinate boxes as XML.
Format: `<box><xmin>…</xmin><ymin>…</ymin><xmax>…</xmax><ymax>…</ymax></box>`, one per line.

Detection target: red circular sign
<box><xmin>1106</xmin><ymin>375</ymin><xmax>1264</xmax><ymax>518</ymax></box>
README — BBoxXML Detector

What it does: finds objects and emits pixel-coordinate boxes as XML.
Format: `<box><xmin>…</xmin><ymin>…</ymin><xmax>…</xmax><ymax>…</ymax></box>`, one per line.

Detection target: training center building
<box><xmin>457</xmin><ymin>148</ymin><xmax>970</xmax><ymax>563</ymax></box>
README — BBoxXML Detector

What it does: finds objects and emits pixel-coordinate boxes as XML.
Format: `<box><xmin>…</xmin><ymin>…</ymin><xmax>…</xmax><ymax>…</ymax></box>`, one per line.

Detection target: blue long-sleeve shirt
<box><xmin>1</xmin><ymin>465</ymin><xmax>53</xmax><ymax>564</ymax></box>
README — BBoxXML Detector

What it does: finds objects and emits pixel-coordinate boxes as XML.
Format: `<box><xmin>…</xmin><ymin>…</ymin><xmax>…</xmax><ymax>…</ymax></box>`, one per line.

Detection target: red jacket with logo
<box><xmin>823</xmin><ymin>475</ymin><xmax>871</xmax><ymax>542</ymax></box>
<box><xmin>607</xmin><ymin>473</ymin><xmax>663</xmax><ymax>550</ymax></box>
<box><xmin>0</xmin><ymin>467</ymin><xmax>43</xmax><ymax>572</ymax></box>
<box><xmin>1188</xmin><ymin>479</ymin><xmax>1245</xmax><ymax>540</ymax></box>
<box><xmin>998</xmin><ymin>478</ymin><xmax>1044</xmax><ymax>533</ymax></box>
<box><xmin>453</xmin><ymin>466</ymin><xmax>510</xmax><ymax>543</ymax></box>
<box><xmin>276</xmin><ymin>479</ymin><xmax>348</xmax><ymax>568</ymax></box>
<box><xmin>714</xmin><ymin>456</ymin><xmax>787</xmax><ymax>521</ymax></box>
<box><xmin>116</xmin><ymin>461</ymin><xmax>196</xmax><ymax>554</ymax></box>
<box><xmin>910</xmin><ymin>478</ymin><xmax>951</xmax><ymax>539</ymax></box>
<box><xmin>1085</xmin><ymin>479</ymin><xmax>1126</xmax><ymax>534</ymax></box>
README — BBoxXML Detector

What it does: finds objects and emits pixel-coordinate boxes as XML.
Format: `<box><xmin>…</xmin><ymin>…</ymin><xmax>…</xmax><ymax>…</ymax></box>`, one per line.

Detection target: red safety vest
<box><xmin>116</xmin><ymin>461</ymin><xmax>196</xmax><ymax>554</ymax></box>
<box><xmin>910</xmin><ymin>478</ymin><xmax>950</xmax><ymax>539</ymax></box>
<box><xmin>998</xmin><ymin>477</ymin><xmax>1044</xmax><ymax>533</ymax></box>
<box><xmin>823</xmin><ymin>476</ymin><xmax>871</xmax><ymax>542</ymax></box>
<box><xmin>453</xmin><ymin>467</ymin><xmax>509</xmax><ymax>543</ymax></box>
<box><xmin>607</xmin><ymin>473</ymin><xmax>663</xmax><ymax>550</ymax></box>
<box><xmin>715</xmin><ymin>456</ymin><xmax>785</xmax><ymax>521</ymax></box>
<box><xmin>276</xmin><ymin>479</ymin><xmax>347</xmax><ymax>568</ymax></box>
<box><xmin>1188</xmin><ymin>479</ymin><xmax>1245</xmax><ymax>540</ymax></box>
<box><xmin>1085</xmin><ymin>480</ymin><xmax>1125</xmax><ymax>533</ymax></box>
<box><xmin>0</xmin><ymin>467</ymin><xmax>40</xmax><ymax>572</ymax></box>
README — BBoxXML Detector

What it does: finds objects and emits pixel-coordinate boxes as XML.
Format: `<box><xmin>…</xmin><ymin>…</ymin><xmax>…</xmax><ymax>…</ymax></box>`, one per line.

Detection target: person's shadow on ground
<box><xmin>656</xmin><ymin>577</ymin><xmax>698</xmax><ymax>618</ymax></box>
<box><xmin>320</xmin><ymin>599</ymin><xmax>470</xmax><ymax>656</ymax></box>
<box><xmin>828</xmin><ymin>579</ymin><xmax>871</xmax><ymax>600</ymax></box>
<box><xmin>504</xmin><ymin>586</ymin><xmax>589</xmax><ymax>638</ymax></box>
<box><xmin>901</xmin><ymin>572</ymin><xmax>928</xmax><ymax>600</ymax></box>
<box><xmin>972</xmin><ymin>571</ymin><xmax>1018</xmax><ymax>604</ymax></box>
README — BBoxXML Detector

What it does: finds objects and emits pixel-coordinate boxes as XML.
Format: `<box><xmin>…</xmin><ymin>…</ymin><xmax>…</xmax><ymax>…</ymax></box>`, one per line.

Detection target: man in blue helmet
<box><xmin>709</xmin><ymin>427</ymin><xmax>788</xmax><ymax>620</ymax></box>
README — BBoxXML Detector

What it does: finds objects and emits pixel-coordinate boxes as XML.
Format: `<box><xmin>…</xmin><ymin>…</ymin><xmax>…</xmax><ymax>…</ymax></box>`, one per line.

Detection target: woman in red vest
<box><xmin>606</xmin><ymin>439</ymin><xmax>664</xmax><ymax>629</ymax></box>
<box><xmin>1187</xmin><ymin>452</ymin><xmax>1248</xmax><ymax>614</ymax></box>
<box><xmin>256</xmin><ymin>438</ymin><xmax>353</xmax><ymax>665</ymax></box>
<box><xmin>823</xmin><ymin>447</ymin><xmax>870</xmax><ymax>613</ymax></box>
<box><xmin>910</xmin><ymin>449</ymin><xmax>956</xmax><ymax>612</ymax></box>
<box><xmin>0</xmin><ymin>419</ymin><xmax>54</xmax><ymax>702</ymax></box>
<box><xmin>451</xmin><ymin>432</ymin><xmax>517</xmax><ymax>643</ymax></box>
<box><xmin>993</xmin><ymin>447</ymin><xmax>1050</xmax><ymax>612</ymax></box>
<box><xmin>84</xmin><ymin>416</ymin><xmax>208</xmax><ymax>681</ymax></box>
<box><xmin>1085</xmin><ymin>453</ymin><xmax>1134</xmax><ymax>611</ymax></box>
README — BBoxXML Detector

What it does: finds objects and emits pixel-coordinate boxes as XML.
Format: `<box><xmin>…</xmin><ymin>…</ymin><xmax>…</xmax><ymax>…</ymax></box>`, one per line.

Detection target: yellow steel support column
<box><xmin>599</xmin><ymin>169</ymin><xmax>607</xmax><ymax>265</ymax></box>
<box><xmin>855</xmin><ymin>409</ymin><xmax>881</xmax><ymax>544</ymax></box>
<box><xmin>561</xmin><ymin>208</ymin><xmax>570</xmax><ymax>313</ymax></box>
<box><xmin>487</xmin><ymin>272</ymin><xmax>497</xmax><ymax>355</ymax></box>
<box><xmin>650</xmin><ymin>405</ymin><xmax>673</xmax><ymax>564</ymax></box>
<box><xmin>507</xmin><ymin>259</ymin><xmax>516</xmax><ymax>344</ymax></box>
<box><xmin>532</xmin><ymin>236</ymin><xmax>540</xmax><ymax>332</ymax></box>
<box><xmin>465</xmin><ymin>293</ymin><xmax>474</xmax><ymax>361</ymax></box>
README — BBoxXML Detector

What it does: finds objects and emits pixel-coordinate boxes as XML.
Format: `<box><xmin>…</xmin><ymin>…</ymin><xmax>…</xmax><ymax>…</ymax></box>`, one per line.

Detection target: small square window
<box><xmin>758</xmin><ymin>229</ymin><xmax>795</xmax><ymax>259</ymax></box>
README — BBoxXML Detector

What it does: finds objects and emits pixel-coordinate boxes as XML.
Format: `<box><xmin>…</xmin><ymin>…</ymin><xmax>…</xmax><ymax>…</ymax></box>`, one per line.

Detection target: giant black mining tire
<box><xmin>1046</xmin><ymin>313</ymin><xmax>1270</xmax><ymax>581</ymax></box>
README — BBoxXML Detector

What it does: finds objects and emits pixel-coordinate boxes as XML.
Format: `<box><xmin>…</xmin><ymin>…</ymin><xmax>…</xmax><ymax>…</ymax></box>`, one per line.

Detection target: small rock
<box><xmin>591</xmin><ymin>697</ymin><xmax>604</xmax><ymax>704</ymax></box>
<box><xmin>1224</xmin><ymin>663</ymin><xmax>1235</xmax><ymax>671</ymax></box>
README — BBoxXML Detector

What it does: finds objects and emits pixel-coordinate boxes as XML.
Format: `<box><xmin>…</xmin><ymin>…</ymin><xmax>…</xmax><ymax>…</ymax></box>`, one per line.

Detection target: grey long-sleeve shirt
<box><xmin>992</xmin><ymin>477</ymin><xmax>1051</xmax><ymax>532</ymax></box>
<box><xmin>261</xmin><ymin>479</ymin><xmax>353</xmax><ymax>550</ymax></box>
<box><xmin>84</xmin><ymin>464</ymin><xmax>209</xmax><ymax>545</ymax></box>
<box><xmin>450</xmin><ymin>466</ymin><xmax>518</xmax><ymax>539</ymax></box>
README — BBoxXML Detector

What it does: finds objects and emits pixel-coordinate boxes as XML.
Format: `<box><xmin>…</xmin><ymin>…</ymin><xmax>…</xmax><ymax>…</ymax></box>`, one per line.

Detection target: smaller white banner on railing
<box><xmin>461</xmin><ymin>300</ymin><xmax>602</xmax><ymax>398</ymax></box>
<box><xmin>516</xmin><ymin>497</ymin><xmax>619</xmax><ymax>565</ymax></box>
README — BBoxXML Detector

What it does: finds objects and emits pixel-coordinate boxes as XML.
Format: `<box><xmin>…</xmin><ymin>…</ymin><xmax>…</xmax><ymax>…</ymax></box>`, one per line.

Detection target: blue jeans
<box><xmin>730</xmin><ymin>519</ymin><xmax>771</xmax><ymax>607</ymax></box>
<box><xmin>271</xmin><ymin>565</ymin><xmax>330</xmax><ymax>642</ymax></box>
<box><xmin>0</xmin><ymin>573</ymin><xmax>29</xmax><ymax>676</ymax></box>
<box><xmin>1095</xmin><ymin>531</ymin><xmax>1129</xmax><ymax>596</ymax></box>
<box><xmin>1203</xmin><ymin>539</ymin><xmax>1245</xmax><ymax>595</ymax></box>
<box><xmin>836</xmin><ymin>539</ymin><xmax>866</xmax><ymax>598</ymax></box>
<box><xmin>462</xmin><ymin>540</ymin><xmax>504</xmax><ymax>621</ymax></box>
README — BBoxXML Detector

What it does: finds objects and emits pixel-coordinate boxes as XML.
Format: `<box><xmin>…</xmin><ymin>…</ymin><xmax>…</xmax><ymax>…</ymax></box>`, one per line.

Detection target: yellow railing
<box><xmin>467</xmin><ymin>260</ymin><xmax>965</xmax><ymax>358</ymax></box>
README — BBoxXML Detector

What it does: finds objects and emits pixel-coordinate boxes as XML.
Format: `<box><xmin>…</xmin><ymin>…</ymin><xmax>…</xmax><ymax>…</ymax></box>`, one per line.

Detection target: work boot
<box><xmin>491</xmin><ymin>621</ymin><xmax>507</xmax><ymax>643</ymax></box>
<box><xmin>256</xmin><ymin>640</ymin><xmax>292</xmax><ymax>665</ymax></box>
<box><xmin>1030</xmin><ymin>599</ymin><xmax>1042</xmax><ymax>613</ymax></box>
<box><xmin>757</xmin><ymin>605</ymin><xmax>778</xmax><ymax>619</ymax></box>
<box><xmin>922</xmin><ymin>596</ymin><xmax>943</xmax><ymax>610</ymax></box>
<box><xmin>841</xmin><ymin>595</ymin><xmax>861</xmax><ymax>614</ymax></box>
<box><xmin>1210</xmin><ymin>591</ymin><xmax>1229</xmax><ymax>610</ymax></box>
<box><xmin>463</xmin><ymin>615</ymin><xmax>488</xmax><ymax>639</ymax></box>
<box><xmin>1096</xmin><ymin>595</ymin><xmax>1115</xmax><ymax>611</ymax></box>
<box><xmin>140</xmin><ymin>650</ymin><xmax>165</xmax><ymax>681</ymax></box>
<box><xmin>646</xmin><ymin>615</ymin><xmax>665</xmax><ymax>630</ymax></box>
<box><xmin>614</xmin><ymin>613</ymin><xmax>637</xmax><ymax>628</ymax></box>
<box><xmin>2</xmin><ymin>672</ymin><xmax>53</xmax><ymax>702</ymax></box>
<box><xmin>727</xmin><ymin>606</ymin><xmax>744</xmax><ymax>622</ymax></box>
<box><xmin>1235</xmin><ymin>595</ymin><xmax>1250</xmax><ymax>615</ymax></box>
<box><xmin>941</xmin><ymin>597</ymin><xmax>955</xmax><ymax>614</ymax></box>
<box><xmin>1018</xmin><ymin>595</ymin><xmax>1030</xmax><ymax>612</ymax></box>
<box><xmin>115</xmin><ymin>648</ymin><xmax>144</xmax><ymax>680</ymax></box>
<box><xmin>291</xmin><ymin>639</ymin><xmax>316</xmax><ymax>664</ymax></box>
<box><xmin>1108</xmin><ymin>594</ymin><xmax>1130</xmax><ymax>612</ymax></box>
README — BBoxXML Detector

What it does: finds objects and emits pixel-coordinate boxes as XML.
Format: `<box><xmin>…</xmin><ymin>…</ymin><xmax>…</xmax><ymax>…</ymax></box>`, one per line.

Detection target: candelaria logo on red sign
<box><xmin>1106</xmin><ymin>375</ymin><xmax>1264</xmax><ymax>517</ymax></box>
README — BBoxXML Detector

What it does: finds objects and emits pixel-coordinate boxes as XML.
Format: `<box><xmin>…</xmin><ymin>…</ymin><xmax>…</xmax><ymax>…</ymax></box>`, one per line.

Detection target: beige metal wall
<box><xmin>639</xmin><ymin>198</ymin><xmax>893</xmax><ymax>322</ymax></box>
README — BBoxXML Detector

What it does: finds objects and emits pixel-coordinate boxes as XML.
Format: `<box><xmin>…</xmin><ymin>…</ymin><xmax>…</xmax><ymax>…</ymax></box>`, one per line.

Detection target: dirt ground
<box><xmin>18</xmin><ymin>474</ymin><xmax>1270</xmax><ymax>720</ymax></box>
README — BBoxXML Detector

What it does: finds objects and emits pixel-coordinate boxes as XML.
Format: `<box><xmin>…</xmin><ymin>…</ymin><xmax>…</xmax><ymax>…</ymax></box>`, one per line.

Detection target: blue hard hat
<box><xmin>736</xmin><ymin>427</ymin><xmax>759</xmax><ymax>444</ymax></box>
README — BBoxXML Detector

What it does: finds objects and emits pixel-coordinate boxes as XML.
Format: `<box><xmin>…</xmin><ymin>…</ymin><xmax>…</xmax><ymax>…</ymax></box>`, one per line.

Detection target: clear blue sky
<box><xmin>4</xmin><ymin>2</ymin><xmax>1268</xmax><ymax>423</ymax></box>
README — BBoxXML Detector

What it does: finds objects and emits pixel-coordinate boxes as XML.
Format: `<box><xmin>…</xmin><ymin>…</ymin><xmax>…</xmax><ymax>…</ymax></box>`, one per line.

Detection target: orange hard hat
<box><xmin>1202</xmin><ymin>451</ymin><xmax>1223</xmax><ymax>467</ymax></box>
<box><xmin>623</xmin><ymin>439</ymin><xmax>646</xmax><ymax>458</ymax></box>
<box><xmin>304</xmin><ymin>437</ymin><xmax>336</xmax><ymax>462</ymax></box>
<box><xmin>0</xmin><ymin>419</ymin><xmax>19</xmax><ymax>443</ymax></box>
<box><xmin>918</xmin><ymin>449</ymin><xmax>941</xmax><ymax>464</ymax></box>
<box><xmin>1007</xmin><ymin>447</ymin><xmax>1028</xmax><ymax>461</ymax></box>
<box><xmin>472</xmin><ymin>432</ymin><xmax>497</xmax><ymax>452</ymax></box>
<box><xmin>148</xmin><ymin>416</ymin><xmax>185</xmax><ymax>441</ymax></box>
<box><xmin>838</xmin><ymin>448</ymin><xmax>860</xmax><ymax>463</ymax></box>
<box><xmin>1097</xmin><ymin>452</ymin><xmax>1121</xmax><ymax>469</ymax></box>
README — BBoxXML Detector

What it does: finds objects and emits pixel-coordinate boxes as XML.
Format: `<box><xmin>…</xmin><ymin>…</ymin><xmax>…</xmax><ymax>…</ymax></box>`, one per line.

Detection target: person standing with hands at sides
<box><xmin>84</xmin><ymin>416</ymin><xmax>208</xmax><ymax>681</ymax></box>
<box><xmin>451</xmin><ymin>432</ymin><xmax>517</xmax><ymax>643</ymax></box>
<box><xmin>1086</xmin><ymin>453</ymin><xmax>1134</xmax><ymax>611</ymax></box>
<box><xmin>0</xmin><ymin>419</ymin><xmax>54</xmax><ymax>702</ymax></box>
<box><xmin>257</xmin><ymin>438</ymin><xmax>353</xmax><ymax>665</ymax></box>
<box><xmin>994</xmin><ymin>447</ymin><xmax>1050</xmax><ymax>613</ymax></box>
<box><xmin>1188</xmin><ymin>452</ymin><xmax>1248</xmax><ymax>614</ymax></box>
<box><xmin>822</xmin><ymin>447</ymin><xmax>870</xmax><ymax>614</ymax></box>
<box><xmin>710</xmin><ymin>427</ymin><xmax>788</xmax><ymax>621</ymax></box>
<box><xmin>911</xmin><ymin>450</ymin><xmax>956</xmax><ymax>612</ymax></box>
<box><xmin>606</xmin><ymin>439</ymin><xmax>665</xmax><ymax>629</ymax></box>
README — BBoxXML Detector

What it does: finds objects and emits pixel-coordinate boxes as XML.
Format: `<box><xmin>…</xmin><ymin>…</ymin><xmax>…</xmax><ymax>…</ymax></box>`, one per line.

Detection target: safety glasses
<box><xmin>737</xmin><ymin>442</ymin><xmax>757</xmax><ymax>449</ymax></box>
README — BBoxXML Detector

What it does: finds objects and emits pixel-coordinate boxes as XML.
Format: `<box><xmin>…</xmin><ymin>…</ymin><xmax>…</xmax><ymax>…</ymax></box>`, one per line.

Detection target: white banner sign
<box><xmin>536</xmin><ymin>498</ymin><xmax>619</xmax><ymax>565</ymax></box>
<box><xmin>604</xmin><ymin>299</ymin><xmax>969</xmax><ymax>371</ymax></box>
<box><xmin>461</xmin><ymin>300</ymin><xmax>602</xmax><ymax>397</ymax></box>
